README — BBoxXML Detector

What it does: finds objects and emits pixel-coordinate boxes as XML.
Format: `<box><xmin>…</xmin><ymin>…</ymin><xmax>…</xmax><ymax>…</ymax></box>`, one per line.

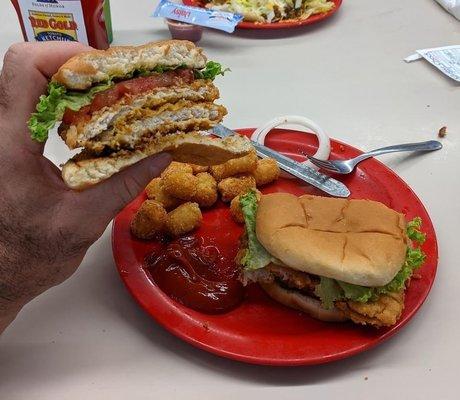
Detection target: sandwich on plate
<box><xmin>237</xmin><ymin>191</ymin><xmax>426</xmax><ymax>327</ymax></box>
<box><xmin>28</xmin><ymin>40</ymin><xmax>252</xmax><ymax>189</ymax></box>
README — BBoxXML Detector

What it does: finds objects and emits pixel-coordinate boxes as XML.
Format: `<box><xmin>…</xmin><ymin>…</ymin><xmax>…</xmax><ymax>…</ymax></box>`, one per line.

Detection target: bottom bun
<box><xmin>62</xmin><ymin>132</ymin><xmax>253</xmax><ymax>189</ymax></box>
<box><xmin>258</xmin><ymin>280</ymin><xmax>348</xmax><ymax>322</ymax></box>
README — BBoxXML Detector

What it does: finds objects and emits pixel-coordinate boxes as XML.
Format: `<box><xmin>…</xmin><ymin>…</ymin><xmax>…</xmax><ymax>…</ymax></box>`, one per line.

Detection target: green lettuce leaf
<box><xmin>406</xmin><ymin>217</ymin><xmax>426</xmax><ymax>244</ymax></box>
<box><xmin>314</xmin><ymin>277</ymin><xmax>343</xmax><ymax>309</ymax></box>
<box><xmin>315</xmin><ymin>217</ymin><xmax>427</xmax><ymax>307</ymax></box>
<box><xmin>195</xmin><ymin>61</ymin><xmax>229</xmax><ymax>80</ymax></box>
<box><xmin>240</xmin><ymin>190</ymin><xmax>274</xmax><ymax>271</ymax></box>
<box><xmin>28</xmin><ymin>81</ymin><xmax>113</xmax><ymax>142</ymax></box>
<box><xmin>337</xmin><ymin>281</ymin><xmax>376</xmax><ymax>303</ymax></box>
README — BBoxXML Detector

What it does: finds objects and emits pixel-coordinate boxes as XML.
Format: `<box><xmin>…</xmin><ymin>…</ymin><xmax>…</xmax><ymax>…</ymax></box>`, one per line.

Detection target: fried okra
<box><xmin>192</xmin><ymin>172</ymin><xmax>218</xmax><ymax>208</ymax></box>
<box><xmin>161</xmin><ymin>161</ymin><xmax>193</xmax><ymax>178</ymax></box>
<box><xmin>162</xmin><ymin>170</ymin><xmax>198</xmax><ymax>200</ymax></box>
<box><xmin>210</xmin><ymin>151</ymin><xmax>257</xmax><ymax>181</ymax></box>
<box><xmin>217</xmin><ymin>174</ymin><xmax>257</xmax><ymax>202</ymax></box>
<box><xmin>189</xmin><ymin>163</ymin><xmax>209</xmax><ymax>174</ymax></box>
<box><xmin>166</xmin><ymin>202</ymin><xmax>202</xmax><ymax>237</ymax></box>
<box><xmin>253</xmin><ymin>158</ymin><xmax>280</xmax><ymax>186</ymax></box>
<box><xmin>145</xmin><ymin>178</ymin><xmax>183</xmax><ymax>210</ymax></box>
<box><xmin>130</xmin><ymin>200</ymin><xmax>167</xmax><ymax>240</ymax></box>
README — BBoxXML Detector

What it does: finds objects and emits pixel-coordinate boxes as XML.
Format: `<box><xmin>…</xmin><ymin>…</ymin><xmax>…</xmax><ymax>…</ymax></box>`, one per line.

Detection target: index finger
<box><xmin>1</xmin><ymin>41</ymin><xmax>91</xmax><ymax>110</ymax></box>
<box><xmin>0</xmin><ymin>41</ymin><xmax>91</xmax><ymax>151</ymax></box>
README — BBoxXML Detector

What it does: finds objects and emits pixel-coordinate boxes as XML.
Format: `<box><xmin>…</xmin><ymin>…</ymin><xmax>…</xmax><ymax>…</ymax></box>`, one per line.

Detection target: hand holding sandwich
<box><xmin>0</xmin><ymin>42</ymin><xmax>172</xmax><ymax>334</ymax></box>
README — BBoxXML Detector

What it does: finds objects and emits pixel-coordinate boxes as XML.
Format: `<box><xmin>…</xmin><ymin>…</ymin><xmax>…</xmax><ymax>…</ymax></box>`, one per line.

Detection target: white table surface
<box><xmin>0</xmin><ymin>1</ymin><xmax>459</xmax><ymax>399</ymax></box>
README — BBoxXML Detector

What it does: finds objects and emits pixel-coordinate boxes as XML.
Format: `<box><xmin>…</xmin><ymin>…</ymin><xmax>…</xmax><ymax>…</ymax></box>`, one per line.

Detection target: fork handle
<box><xmin>354</xmin><ymin>140</ymin><xmax>442</xmax><ymax>163</ymax></box>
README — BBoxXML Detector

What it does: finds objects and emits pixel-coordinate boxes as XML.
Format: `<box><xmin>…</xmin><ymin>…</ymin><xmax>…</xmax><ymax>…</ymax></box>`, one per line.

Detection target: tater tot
<box><xmin>189</xmin><ymin>163</ymin><xmax>209</xmax><ymax>174</ymax></box>
<box><xmin>166</xmin><ymin>202</ymin><xmax>202</xmax><ymax>237</ymax></box>
<box><xmin>162</xmin><ymin>171</ymin><xmax>198</xmax><ymax>200</ymax></box>
<box><xmin>145</xmin><ymin>178</ymin><xmax>183</xmax><ymax>210</ymax></box>
<box><xmin>253</xmin><ymin>158</ymin><xmax>280</xmax><ymax>187</ymax></box>
<box><xmin>210</xmin><ymin>151</ymin><xmax>258</xmax><ymax>181</ymax></box>
<box><xmin>218</xmin><ymin>174</ymin><xmax>257</xmax><ymax>202</ymax></box>
<box><xmin>230</xmin><ymin>189</ymin><xmax>261</xmax><ymax>224</ymax></box>
<box><xmin>192</xmin><ymin>172</ymin><xmax>218</xmax><ymax>207</ymax></box>
<box><xmin>130</xmin><ymin>200</ymin><xmax>167</xmax><ymax>240</ymax></box>
<box><xmin>161</xmin><ymin>161</ymin><xmax>193</xmax><ymax>178</ymax></box>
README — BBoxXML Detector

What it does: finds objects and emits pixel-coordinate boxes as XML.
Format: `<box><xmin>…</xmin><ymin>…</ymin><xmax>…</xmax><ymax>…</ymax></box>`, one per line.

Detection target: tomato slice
<box><xmin>63</xmin><ymin>69</ymin><xmax>194</xmax><ymax>126</ymax></box>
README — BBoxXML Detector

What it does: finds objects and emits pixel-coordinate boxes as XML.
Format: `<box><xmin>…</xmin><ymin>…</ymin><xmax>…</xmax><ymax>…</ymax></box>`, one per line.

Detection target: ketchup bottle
<box><xmin>10</xmin><ymin>0</ymin><xmax>113</xmax><ymax>50</ymax></box>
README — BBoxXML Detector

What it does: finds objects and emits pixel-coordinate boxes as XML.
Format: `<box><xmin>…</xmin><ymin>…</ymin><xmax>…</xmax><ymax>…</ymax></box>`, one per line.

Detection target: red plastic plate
<box><xmin>182</xmin><ymin>0</ymin><xmax>342</xmax><ymax>30</ymax></box>
<box><xmin>112</xmin><ymin>128</ymin><xmax>438</xmax><ymax>366</ymax></box>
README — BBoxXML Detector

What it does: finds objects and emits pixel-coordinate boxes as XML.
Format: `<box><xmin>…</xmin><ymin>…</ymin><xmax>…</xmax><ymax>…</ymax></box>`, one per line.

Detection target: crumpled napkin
<box><xmin>435</xmin><ymin>0</ymin><xmax>460</xmax><ymax>19</ymax></box>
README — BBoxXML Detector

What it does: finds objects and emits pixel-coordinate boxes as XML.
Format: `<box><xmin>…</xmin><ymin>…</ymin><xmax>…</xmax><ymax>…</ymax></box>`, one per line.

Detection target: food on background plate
<box><xmin>130</xmin><ymin>200</ymin><xmax>167</xmax><ymax>240</ymax></box>
<box><xmin>237</xmin><ymin>191</ymin><xmax>426</xmax><ymax>327</ymax></box>
<box><xmin>166</xmin><ymin>202</ymin><xmax>203</xmax><ymax>237</ymax></box>
<box><xmin>28</xmin><ymin>40</ymin><xmax>252</xmax><ymax>189</ymax></box>
<box><xmin>205</xmin><ymin>0</ymin><xmax>335</xmax><ymax>23</ymax></box>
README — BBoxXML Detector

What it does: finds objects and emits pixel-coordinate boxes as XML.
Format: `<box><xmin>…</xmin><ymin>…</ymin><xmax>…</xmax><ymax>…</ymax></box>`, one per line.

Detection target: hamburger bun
<box><xmin>255</xmin><ymin>193</ymin><xmax>408</xmax><ymax>287</ymax></box>
<box><xmin>52</xmin><ymin>40</ymin><xmax>206</xmax><ymax>90</ymax></box>
<box><xmin>62</xmin><ymin>132</ymin><xmax>253</xmax><ymax>189</ymax></box>
<box><xmin>259</xmin><ymin>280</ymin><xmax>347</xmax><ymax>322</ymax></box>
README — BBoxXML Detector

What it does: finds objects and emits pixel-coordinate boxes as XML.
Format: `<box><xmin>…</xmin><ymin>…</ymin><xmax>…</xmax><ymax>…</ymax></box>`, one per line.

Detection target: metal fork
<box><xmin>307</xmin><ymin>140</ymin><xmax>442</xmax><ymax>174</ymax></box>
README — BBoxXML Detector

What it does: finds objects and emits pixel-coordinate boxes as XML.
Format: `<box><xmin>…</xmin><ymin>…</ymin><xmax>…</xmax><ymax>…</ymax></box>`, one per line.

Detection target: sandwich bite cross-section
<box><xmin>28</xmin><ymin>40</ymin><xmax>252</xmax><ymax>189</ymax></box>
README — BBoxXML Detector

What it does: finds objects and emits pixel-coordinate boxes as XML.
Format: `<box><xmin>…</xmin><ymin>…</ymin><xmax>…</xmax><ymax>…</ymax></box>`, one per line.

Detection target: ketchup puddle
<box><xmin>144</xmin><ymin>236</ymin><xmax>244</xmax><ymax>314</ymax></box>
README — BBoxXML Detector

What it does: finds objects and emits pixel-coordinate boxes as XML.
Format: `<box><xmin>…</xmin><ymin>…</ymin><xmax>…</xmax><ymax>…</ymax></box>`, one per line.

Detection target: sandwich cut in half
<box><xmin>28</xmin><ymin>40</ymin><xmax>252</xmax><ymax>189</ymax></box>
<box><xmin>237</xmin><ymin>191</ymin><xmax>427</xmax><ymax>328</ymax></box>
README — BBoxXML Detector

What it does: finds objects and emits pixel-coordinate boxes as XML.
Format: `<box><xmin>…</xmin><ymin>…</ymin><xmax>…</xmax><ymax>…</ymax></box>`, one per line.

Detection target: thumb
<box><xmin>77</xmin><ymin>153</ymin><xmax>172</xmax><ymax>224</ymax></box>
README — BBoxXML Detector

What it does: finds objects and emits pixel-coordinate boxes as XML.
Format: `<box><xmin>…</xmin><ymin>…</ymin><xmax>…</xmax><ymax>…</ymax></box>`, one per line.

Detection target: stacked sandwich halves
<box><xmin>29</xmin><ymin>40</ymin><xmax>252</xmax><ymax>189</ymax></box>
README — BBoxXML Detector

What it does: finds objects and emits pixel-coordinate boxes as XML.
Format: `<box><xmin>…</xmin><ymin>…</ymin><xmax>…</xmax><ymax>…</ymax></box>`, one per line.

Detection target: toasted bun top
<box><xmin>52</xmin><ymin>40</ymin><xmax>206</xmax><ymax>90</ymax></box>
<box><xmin>256</xmin><ymin>193</ymin><xmax>407</xmax><ymax>287</ymax></box>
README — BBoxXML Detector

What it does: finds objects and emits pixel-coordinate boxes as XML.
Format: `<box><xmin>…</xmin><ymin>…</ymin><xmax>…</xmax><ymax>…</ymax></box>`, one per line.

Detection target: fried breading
<box><xmin>145</xmin><ymin>177</ymin><xmax>183</xmax><ymax>210</ymax></box>
<box><xmin>230</xmin><ymin>189</ymin><xmax>261</xmax><ymax>224</ymax></box>
<box><xmin>253</xmin><ymin>158</ymin><xmax>280</xmax><ymax>186</ymax></box>
<box><xmin>218</xmin><ymin>174</ymin><xmax>257</xmax><ymax>202</ymax></box>
<box><xmin>130</xmin><ymin>200</ymin><xmax>167</xmax><ymax>240</ymax></box>
<box><xmin>266</xmin><ymin>263</ymin><xmax>319</xmax><ymax>294</ymax></box>
<box><xmin>190</xmin><ymin>163</ymin><xmax>209</xmax><ymax>174</ymax></box>
<box><xmin>166</xmin><ymin>202</ymin><xmax>202</xmax><ymax>237</ymax></box>
<box><xmin>192</xmin><ymin>172</ymin><xmax>218</xmax><ymax>207</ymax></box>
<box><xmin>336</xmin><ymin>290</ymin><xmax>405</xmax><ymax>328</ymax></box>
<box><xmin>162</xmin><ymin>170</ymin><xmax>198</xmax><ymax>200</ymax></box>
<box><xmin>161</xmin><ymin>161</ymin><xmax>193</xmax><ymax>178</ymax></box>
<box><xmin>210</xmin><ymin>151</ymin><xmax>257</xmax><ymax>181</ymax></box>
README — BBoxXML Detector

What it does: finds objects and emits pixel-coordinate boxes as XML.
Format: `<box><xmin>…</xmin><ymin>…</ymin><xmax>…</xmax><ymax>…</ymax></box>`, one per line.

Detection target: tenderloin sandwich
<box><xmin>237</xmin><ymin>191</ymin><xmax>426</xmax><ymax>327</ymax></box>
<box><xmin>28</xmin><ymin>40</ymin><xmax>252</xmax><ymax>189</ymax></box>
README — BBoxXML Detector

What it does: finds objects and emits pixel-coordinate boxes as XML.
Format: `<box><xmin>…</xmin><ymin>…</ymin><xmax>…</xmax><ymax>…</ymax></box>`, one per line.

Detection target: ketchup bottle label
<box><xmin>16</xmin><ymin>0</ymin><xmax>89</xmax><ymax>44</ymax></box>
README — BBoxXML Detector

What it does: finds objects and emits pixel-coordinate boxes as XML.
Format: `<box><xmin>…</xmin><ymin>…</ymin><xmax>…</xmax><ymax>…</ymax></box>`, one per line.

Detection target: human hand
<box><xmin>0</xmin><ymin>42</ymin><xmax>171</xmax><ymax>333</ymax></box>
